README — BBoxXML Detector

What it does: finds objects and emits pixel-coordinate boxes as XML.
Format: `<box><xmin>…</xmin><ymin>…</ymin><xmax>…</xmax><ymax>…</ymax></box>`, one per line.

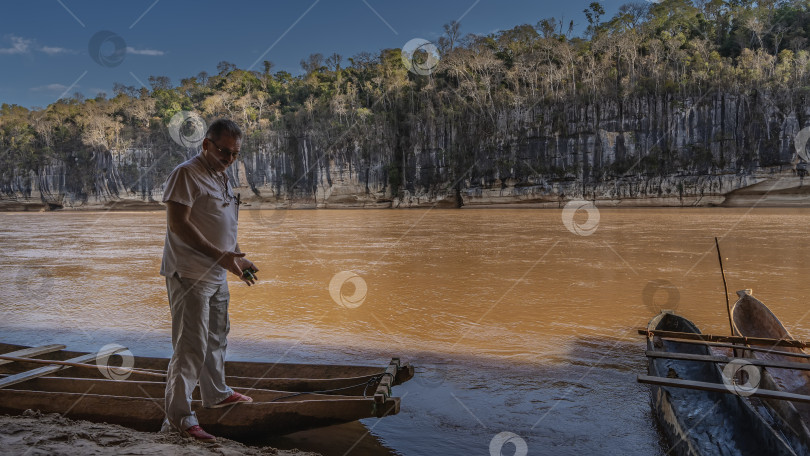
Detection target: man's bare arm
<box><xmin>166</xmin><ymin>201</ymin><xmax>254</xmax><ymax>283</ymax></box>
<box><xmin>167</xmin><ymin>201</ymin><xmax>222</xmax><ymax>259</ymax></box>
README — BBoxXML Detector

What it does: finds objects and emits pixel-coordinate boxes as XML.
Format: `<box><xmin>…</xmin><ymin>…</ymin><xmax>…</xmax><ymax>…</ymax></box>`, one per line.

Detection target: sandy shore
<box><xmin>1</xmin><ymin>410</ymin><xmax>319</xmax><ymax>455</ymax></box>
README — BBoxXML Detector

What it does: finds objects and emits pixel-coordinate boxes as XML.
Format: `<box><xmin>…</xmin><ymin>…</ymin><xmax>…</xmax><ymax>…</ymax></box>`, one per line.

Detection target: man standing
<box><xmin>160</xmin><ymin>118</ymin><xmax>256</xmax><ymax>442</ymax></box>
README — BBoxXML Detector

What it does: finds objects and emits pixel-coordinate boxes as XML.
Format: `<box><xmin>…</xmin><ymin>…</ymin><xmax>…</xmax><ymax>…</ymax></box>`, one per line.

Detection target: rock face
<box><xmin>4</xmin><ymin>92</ymin><xmax>810</xmax><ymax>210</ymax></box>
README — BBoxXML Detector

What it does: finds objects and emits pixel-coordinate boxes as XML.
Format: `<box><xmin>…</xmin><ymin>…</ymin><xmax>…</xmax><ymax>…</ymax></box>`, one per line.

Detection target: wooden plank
<box><xmin>374</xmin><ymin>359</ymin><xmax>399</xmax><ymax>405</ymax></box>
<box><xmin>394</xmin><ymin>360</ymin><xmax>415</xmax><ymax>385</ymax></box>
<box><xmin>0</xmin><ymin>355</ymin><xmax>164</xmax><ymax>378</ymax></box>
<box><xmin>0</xmin><ymin>343</ymin><xmax>394</xmax><ymax>379</ymax></box>
<box><xmin>646</xmin><ymin>350</ymin><xmax>810</xmax><ymax>372</ymax></box>
<box><xmin>661</xmin><ymin>338</ymin><xmax>810</xmax><ymax>360</ymax></box>
<box><xmin>0</xmin><ymin>344</ymin><xmax>65</xmax><ymax>366</ymax></box>
<box><xmin>638</xmin><ymin>329</ymin><xmax>809</xmax><ymax>348</ymax></box>
<box><xmin>0</xmin><ymin>345</ymin><xmax>124</xmax><ymax>389</ymax></box>
<box><xmin>637</xmin><ymin>375</ymin><xmax>810</xmax><ymax>403</ymax></box>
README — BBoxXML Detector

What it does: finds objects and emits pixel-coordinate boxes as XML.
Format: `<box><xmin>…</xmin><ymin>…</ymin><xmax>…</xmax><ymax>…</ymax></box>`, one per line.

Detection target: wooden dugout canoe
<box><xmin>732</xmin><ymin>289</ymin><xmax>810</xmax><ymax>453</ymax></box>
<box><xmin>0</xmin><ymin>342</ymin><xmax>414</xmax><ymax>437</ymax></box>
<box><xmin>645</xmin><ymin>311</ymin><xmax>797</xmax><ymax>456</ymax></box>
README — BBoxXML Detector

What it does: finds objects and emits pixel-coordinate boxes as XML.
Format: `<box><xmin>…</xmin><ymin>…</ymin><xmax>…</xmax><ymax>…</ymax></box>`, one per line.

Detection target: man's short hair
<box><xmin>206</xmin><ymin>119</ymin><xmax>242</xmax><ymax>141</ymax></box>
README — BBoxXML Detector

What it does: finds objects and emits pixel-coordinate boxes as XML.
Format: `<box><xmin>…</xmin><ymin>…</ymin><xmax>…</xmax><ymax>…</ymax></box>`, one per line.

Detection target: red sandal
<box><xmin>210</xmin><ymin>391</ymin><xmax>253</xmax><ymax>408</ymax></box>
<box><xmin>182</xmin><ymin>425</ymin><xmax>216</xmax><ymax>443</ymax></box>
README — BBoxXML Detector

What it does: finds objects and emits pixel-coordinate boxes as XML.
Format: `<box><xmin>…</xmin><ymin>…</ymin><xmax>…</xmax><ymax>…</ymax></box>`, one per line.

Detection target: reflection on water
<box><xmin>3</xmin><ymin>208</ymin><xmax>810</xmax><ymax>455</ymax></box>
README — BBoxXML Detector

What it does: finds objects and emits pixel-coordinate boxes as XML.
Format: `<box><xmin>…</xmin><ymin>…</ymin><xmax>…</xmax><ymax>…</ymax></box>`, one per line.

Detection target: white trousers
<box><xmin>162</xmin><ymin>273</ymin><xmax>233</xmax><ymax>431</ymax></box>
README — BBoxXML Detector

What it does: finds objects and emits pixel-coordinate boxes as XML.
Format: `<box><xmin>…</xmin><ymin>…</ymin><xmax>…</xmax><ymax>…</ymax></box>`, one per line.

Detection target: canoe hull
<box><xmin>0</xmin><ymin>343</ymin><xmax>415</xmax><ymax>392</ymax></box>
<box><xmin>0</xmin><ymin>343</ymin><xmax>410</xmax><ymax>437</ymax></box>
<box><xmin>0</xmin><ymin>388</ymin><xmax>399</xmax><ymax>438</ymax></box>
<box><xmin>646</xmin><ymin>311</ymin><xmax>796</xmax><ymax>456</ymax></box>
<box><xmin>732</xmin><ymin>289</ymin><xmax>810</xmax><ymax>453</ymax></box>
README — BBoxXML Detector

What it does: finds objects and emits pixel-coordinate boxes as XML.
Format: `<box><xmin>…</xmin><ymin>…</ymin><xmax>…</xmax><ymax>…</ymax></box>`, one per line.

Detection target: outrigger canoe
<box><xmin>732</xmin><ymin>289</ymin><xmax>810</xmax><ymax>452</ymax></box>
<box><xmin>0</xmin><ymin>342</ymin><xmax>413</xmax><ymax>438</ymax></box>
<box><xmin>645</xmin><ymin>311</ymin><xmax>797</xmax><ymax>456</ymax></box>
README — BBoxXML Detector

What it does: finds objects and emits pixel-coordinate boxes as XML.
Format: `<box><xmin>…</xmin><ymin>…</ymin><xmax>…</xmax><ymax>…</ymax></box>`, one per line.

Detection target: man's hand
<box><xmin>217</xmin><ymin>252</ymin><xmax>259</xmax><ymax>286</ymax></box>
<box><xmin>235</xmin><ymin>256</ymin><xmax>259</xmax><ymax>286</ymax></box>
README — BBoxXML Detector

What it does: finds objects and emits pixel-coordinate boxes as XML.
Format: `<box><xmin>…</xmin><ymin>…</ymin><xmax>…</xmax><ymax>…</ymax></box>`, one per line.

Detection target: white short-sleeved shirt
<box><xmin>160</xmin><ymin>154</ymin><xmax>238</xmax><ymax>284</ymax></box>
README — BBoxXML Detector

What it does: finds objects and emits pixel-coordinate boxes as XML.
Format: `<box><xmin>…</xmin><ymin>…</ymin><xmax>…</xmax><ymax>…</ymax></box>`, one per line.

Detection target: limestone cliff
<box><xmin>3</xmin><ymin>92</ymin><xmax>809</xmax><ymax>211</ymax></box>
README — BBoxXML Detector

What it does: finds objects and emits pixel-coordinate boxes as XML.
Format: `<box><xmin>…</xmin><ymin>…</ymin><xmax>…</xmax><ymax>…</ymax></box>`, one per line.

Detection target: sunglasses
<box><xmin>207</xmin><ymin>138</ymin><xmax>240</xmax><ymax>159</ymax></box>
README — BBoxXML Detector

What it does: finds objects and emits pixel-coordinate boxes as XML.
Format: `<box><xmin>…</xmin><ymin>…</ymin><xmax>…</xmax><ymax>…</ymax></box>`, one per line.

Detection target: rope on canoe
<box><xmin>268</xmin><ymin>373</ymin><xmax>388</xmax><ymax>402</ymax></box>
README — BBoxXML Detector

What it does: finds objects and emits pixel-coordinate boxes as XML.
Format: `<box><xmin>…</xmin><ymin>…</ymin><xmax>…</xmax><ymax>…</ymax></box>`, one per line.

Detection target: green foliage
<box><xmin>2</xmin><ymin>0</ymin><xmax>810</xmax><ymax>196</ymax></box>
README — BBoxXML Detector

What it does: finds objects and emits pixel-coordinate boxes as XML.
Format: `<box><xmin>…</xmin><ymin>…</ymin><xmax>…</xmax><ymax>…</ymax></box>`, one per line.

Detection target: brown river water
<box><xmin>3</xmin><ymin>207</ymin><xmax>810</xmax><ymax>455</ymax></box>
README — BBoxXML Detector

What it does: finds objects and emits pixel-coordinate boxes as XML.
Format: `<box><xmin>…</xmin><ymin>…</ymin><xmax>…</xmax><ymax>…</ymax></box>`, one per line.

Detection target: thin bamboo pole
<box><xmin>646</xmin><ymin>350</ymin><xmax>810</xmax><ymax>371</ymax></box>
<box><xmin>660</xmin><ymin>337</ymin><xmax>810</xmax><ymax>359</ymax></box>
<box><xmin>637</xmin><ymin>329</ymin><xmax>809</xmax><ymax>348</ymax></box>
<box><xmin>638</xmin><ymin>374</ymin><xmax>810</xmax><ymax>403</ymax></box>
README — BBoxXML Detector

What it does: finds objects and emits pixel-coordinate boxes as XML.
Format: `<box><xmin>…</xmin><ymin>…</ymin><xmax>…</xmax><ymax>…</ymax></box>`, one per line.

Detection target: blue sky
<box><xmin>0</xmin><ymin>0</ymin><xmax>628</xmax><ymax>108</ymax></box>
